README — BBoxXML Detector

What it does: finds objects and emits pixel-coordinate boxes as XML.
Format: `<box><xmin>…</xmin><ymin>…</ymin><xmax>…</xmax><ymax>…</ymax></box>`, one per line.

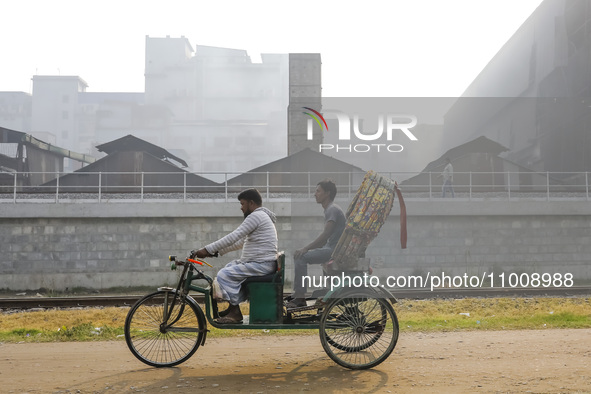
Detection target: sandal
<box><xmin>216</xmin><ymin>316</ymin><xmax>243</xmax><ymax>324</ymax></box>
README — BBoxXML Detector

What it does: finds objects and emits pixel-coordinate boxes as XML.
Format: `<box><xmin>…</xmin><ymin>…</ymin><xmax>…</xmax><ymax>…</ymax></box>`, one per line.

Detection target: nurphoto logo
<box><xmin>303</xmin><ymin>107</ymin><xmax>418</xmax><ymax>153</ymax></box>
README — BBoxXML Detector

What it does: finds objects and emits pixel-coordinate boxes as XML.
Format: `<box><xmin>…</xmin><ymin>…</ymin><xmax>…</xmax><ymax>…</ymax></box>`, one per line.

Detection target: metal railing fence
<box><xmin>0</xmin><ymin>170</ymin><xmax>589</xmax><ymax>203</ymax></box>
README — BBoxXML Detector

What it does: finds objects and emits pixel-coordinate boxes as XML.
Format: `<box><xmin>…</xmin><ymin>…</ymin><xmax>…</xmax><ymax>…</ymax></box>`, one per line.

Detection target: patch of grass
<box><xmin>0</xmin><ymin>307</ymin><xmax>128</xmax><ymax>342</ymax></box>
<box><xmin>0</xmin><ymin>297</ymin><xmax>589</xmax><ymax>343</ymax></box>
<box><xmin>396</xmin><ymin>297</ymin><xmax>591</xmax><ymax>331</ymax></box>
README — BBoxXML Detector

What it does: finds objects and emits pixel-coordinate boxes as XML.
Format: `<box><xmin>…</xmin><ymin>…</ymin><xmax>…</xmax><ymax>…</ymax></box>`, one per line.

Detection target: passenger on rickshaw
<box><xmin>193</xmin><ymin>188</ymin><xmax>278</xmax><ymax>324</ymax></box>
<box><xmin>287</xmin><ymin>179</ymin><xmax>346</xmax><ymax>308</ymax></box>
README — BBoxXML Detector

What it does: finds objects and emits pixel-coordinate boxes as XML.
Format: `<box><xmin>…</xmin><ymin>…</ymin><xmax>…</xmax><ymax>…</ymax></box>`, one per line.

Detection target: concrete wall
<box><xmin>1</xmin><ymin>199</ymin><xmax>590</xmax><ymax>291</ymax></box>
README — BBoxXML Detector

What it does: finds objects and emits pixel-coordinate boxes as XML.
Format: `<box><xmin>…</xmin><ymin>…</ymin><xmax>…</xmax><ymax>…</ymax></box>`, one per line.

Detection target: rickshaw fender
<box><xmin>183</xmin><ymin>294</ymin><xmax>208</xmax><ymax>347</ymax></box>
<box><xmin>323</xmin><ymin>286</ymin><xmax>398</xmax><ymax>305</ymax></box>
<box><xmin>374</xmin><ymin>286</ymin><xmax>398</xmax><ymax>304</ymax></box>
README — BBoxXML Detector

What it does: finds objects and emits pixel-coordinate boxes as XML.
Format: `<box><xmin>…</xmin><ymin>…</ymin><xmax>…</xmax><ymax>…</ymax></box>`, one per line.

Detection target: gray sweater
<box><xmin>205</xmin><ymin>207</ymin><xmax>278</xmax><ymax>262</ymax></box>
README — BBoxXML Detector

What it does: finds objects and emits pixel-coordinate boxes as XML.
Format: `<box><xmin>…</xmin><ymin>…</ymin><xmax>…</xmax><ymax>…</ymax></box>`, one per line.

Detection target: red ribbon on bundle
<box><xmin>394</xmin><ymin>182</ymin><xmax>407</xmax><ymax>249</ymax></box>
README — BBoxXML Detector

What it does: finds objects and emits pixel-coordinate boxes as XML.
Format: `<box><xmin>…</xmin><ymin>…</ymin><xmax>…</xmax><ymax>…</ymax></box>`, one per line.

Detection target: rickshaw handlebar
<box><xmin>168</xmin><ymin>255</ymin><xmax>213</xmax><ymax>267</ymax></box>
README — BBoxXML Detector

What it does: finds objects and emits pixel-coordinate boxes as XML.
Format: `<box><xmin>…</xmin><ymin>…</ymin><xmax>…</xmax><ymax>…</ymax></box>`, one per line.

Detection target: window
<box><xmin>62</xmin><ymin>111</ymin><xmax>69</xmax><ymax>119</ymax></box>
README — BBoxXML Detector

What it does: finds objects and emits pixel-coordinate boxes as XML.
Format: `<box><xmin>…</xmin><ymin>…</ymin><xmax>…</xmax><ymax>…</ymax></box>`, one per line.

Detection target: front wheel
<box><xmin>319</xmin><ymin>290</ymin><xmax>399</xmax><ymax>370</ymax></box>
<box><xmin>125</xmin><ymin>290</ymin><xmax>206</xmax><ymax>367</ymax></box>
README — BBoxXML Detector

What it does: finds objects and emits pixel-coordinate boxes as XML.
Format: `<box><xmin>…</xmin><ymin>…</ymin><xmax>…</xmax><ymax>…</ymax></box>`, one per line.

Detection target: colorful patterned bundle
<box><xmin>329</xmin><ymin>171</ymin><xmax>399</xmax><ymax>271</ymax></box>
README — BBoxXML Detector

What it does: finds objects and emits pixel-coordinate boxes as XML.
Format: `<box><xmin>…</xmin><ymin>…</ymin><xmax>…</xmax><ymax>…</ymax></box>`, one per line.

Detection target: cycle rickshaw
<box><xmin>124</xmin><ymin>171</ymin><xmax>406</xmax><ymax>370</ymax></box>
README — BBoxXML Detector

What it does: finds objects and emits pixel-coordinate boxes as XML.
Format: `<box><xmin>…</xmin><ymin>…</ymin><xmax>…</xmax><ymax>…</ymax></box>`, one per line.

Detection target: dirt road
<box><xmin>1</xmin><ymin>329</ymin><xmax>590</xmax><ymax>393</ymax></box>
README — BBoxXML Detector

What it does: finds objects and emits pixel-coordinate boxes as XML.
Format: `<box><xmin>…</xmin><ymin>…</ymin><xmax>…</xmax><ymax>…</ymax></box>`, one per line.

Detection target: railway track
<box><xmin>1</xmin><ymin>286</ymin><xmax>590</xmax><ymax>310</ymax></box>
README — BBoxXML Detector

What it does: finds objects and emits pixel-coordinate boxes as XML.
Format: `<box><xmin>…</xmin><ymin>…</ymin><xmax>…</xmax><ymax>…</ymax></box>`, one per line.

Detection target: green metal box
<box><xmin>248</xmin><ymin>282</ymin><xmax>282</xmax><ymax>323</ymax></box>
<box><xmin>247</xmin><ymin>253</ymin><xmax>285</xmax><ymax>324</ymax></box>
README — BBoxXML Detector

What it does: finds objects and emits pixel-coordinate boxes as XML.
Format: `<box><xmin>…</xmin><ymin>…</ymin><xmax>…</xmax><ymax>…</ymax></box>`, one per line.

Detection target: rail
<box><xmin>0</xmin><ymin>170</ymin><xmax>589</xmax><ymax>203</ymax></box>
<box><xmin>3</xmin><ymin>286</ymin><xmax>591</xmax><ymax>309</ymax></box>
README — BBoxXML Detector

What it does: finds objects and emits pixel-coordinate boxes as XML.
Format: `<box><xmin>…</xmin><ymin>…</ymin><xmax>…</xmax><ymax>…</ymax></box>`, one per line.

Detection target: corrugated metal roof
<box><xmin>0</xmin><ymin>126</ymin><xmax>95</xmax><ymax>163</ymax></box>
<box><xmin>229</xmin><ymin>148</ymin><xmax>364</xmax><ymax>180</ymax></box>
<box><xmin>95</xmin><ymin>134</ymin><xmax>188</xmax><ymax>168</ymax></box>
<box><xmin>421</xmin><ymin>136</ymin><xmax>509</xmax><ymax>172</ymax></box>
<box><xmin>43</xmin><ymin>150</ymin><xmax>218</xmax><ymax>189</ymax></box>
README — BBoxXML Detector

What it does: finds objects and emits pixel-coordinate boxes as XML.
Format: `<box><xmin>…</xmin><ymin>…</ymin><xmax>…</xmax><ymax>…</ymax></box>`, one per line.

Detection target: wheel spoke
<box><xmin>125</xmin><ymin>291</ymin><xmax>205</xmax><ymax>367</ymax></box>
<box><xmin>319</xmin><ymin>291</ymin><xmax>399</xmax><ymax>370</ymax></box>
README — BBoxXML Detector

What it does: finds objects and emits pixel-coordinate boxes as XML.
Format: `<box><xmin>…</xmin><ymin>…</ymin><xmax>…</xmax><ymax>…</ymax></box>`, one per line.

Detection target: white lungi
<box><xmin>216</xmin><ymin>260</ymin><xmax>276</xmax><ymax>305</ymax></box>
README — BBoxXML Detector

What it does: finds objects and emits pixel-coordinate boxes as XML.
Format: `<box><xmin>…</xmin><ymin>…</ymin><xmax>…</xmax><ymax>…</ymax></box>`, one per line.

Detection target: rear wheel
<box><xmin>125</xmin><ymin>290</ymin><xmax>205</xmax><ymax>367</ymax></box>
<box><xmin>324</xmin><ymin>301</ymin><xmax>387</xmax><ymax>352</ymax></box>
<box><xmin>319</xmin><ymin>290</ymin><xmax>399</xmax><ymax>370</ymax></box>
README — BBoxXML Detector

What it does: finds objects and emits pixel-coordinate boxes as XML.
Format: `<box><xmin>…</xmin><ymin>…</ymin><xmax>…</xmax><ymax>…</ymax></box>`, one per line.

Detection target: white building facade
<box><xmin>0</xmin><ymin>36</ymin><xmax>299</xmax><ymax>175</ymax></box>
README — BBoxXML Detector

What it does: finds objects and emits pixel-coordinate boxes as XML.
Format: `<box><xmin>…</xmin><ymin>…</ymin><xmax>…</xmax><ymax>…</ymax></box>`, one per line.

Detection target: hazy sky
<box><xmin>2</xmin><ymin>0</ymin><xmax>543</xmax><ymax>97</ymax></box>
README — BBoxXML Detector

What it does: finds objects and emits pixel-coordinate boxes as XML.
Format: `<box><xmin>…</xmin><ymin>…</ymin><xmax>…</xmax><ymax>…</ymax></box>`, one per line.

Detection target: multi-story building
<box><xmin>144</xmin><ymin>36</ymin><xmax>290</xmax><ymax>175</ymax></box>
<box><xmin>0</xmin><ymin>36</ymin><xmax>322</xmax><ymax>176</ymax></box>
<box><xmin>444</xmin><ymin>0</ymin><xmax>591</xmax><ymax>178</ymax></box>
<box><xmin>0</xmin><ymin>92</ymin><xmax>31</xmax><ymax>133</ymax></box>
<box><xmin>30</xmin><ymin>76</ymin><xmax>87</xmax><ymax>150</ymax></box>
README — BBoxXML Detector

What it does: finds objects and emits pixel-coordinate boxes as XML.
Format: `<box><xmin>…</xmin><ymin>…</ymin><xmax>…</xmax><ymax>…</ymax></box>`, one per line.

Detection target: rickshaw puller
<box><xmin>193</xmin><ymin>188</ymin><xmax>278</xmax><ymax>324</ymax></box>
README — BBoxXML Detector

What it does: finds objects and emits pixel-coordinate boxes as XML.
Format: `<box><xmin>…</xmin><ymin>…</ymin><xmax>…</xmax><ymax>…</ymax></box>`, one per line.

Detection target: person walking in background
<box><xmin>440</xmin><ymin>157</ymin><xmax>455</xmax><ymax>198</ymax></box>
